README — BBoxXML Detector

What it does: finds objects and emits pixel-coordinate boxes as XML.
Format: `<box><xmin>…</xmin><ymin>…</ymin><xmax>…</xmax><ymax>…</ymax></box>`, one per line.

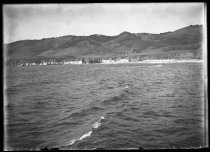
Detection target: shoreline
<box><xmin>99</xmin><ymin>59</ymin><xmax>204</xmax><ymax>64</ymax></box>
<box><xmin>14</xmin><ymin>59</ymin><xmax>204</xmax><ymax>67</ymax></box>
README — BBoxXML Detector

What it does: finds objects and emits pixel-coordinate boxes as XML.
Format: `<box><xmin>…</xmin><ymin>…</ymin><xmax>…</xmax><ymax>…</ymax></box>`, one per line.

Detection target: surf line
<box><xmin>155</xmin><ymin>65</ymin><xmax>163</xmax><ymax>67</ymax></box>
<box><xmin>65</xmin><ymin>116</ymin><xmax>105</xmax><ymax>146</ymax></box>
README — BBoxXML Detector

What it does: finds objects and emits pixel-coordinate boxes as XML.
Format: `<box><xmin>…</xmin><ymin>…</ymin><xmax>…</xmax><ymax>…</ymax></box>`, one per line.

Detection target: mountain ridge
<box><xmin>5</xmin><ymin>24</ymin><xmax>203</xmax><ymax>62</ymax></box>
<box><xmin>6</xmin><ymin>24</ymin><xmax>202</xmax><ymax>44</ymax></box>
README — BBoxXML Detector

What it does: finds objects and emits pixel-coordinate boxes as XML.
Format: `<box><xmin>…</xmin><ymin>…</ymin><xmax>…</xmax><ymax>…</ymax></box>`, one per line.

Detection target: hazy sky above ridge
<box><xmin>4</xmin><ymin>3</ymin><xmax>205</xmax><ymax>43</ymax></box>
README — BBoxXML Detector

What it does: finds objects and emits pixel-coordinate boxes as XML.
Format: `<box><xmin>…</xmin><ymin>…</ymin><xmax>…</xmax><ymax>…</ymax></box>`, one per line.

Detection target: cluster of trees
<box><xmin>163</xmin><ymin>44</ymin><xmax>201</xmax><ymax>52</ymax></box>
<box><xmin>140</xmin><ymin>51</ymin><xmax>202</xmax><ymax>60</ymax></box>
<box><xmin>82</xmin><ymin>58</ymin><xmax>102</xmax><ymax>64</ymax></box>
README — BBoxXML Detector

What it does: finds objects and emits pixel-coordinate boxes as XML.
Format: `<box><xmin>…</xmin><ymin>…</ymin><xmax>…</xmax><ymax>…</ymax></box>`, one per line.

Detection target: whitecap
<box><xmin>155</xmin><ymin>65</ymin><xmax>163</xmax><ymax>67</ymax></box>
<box><xmin>79</xmin><ymin>130</ymin><xmax>92</xmax><ymax>140</ymax></box>
<box><xmin>93</xmin><ymin>116</ymin><xmax>105</xmax><ymax>129</ymax></box>
<box><xmin>66</xmin><ymin>130</ymin><xmax>93</xmax><ymax>146</ymax></box>
<box><xmin>65</xmin><ymin>116</ymin><xmax>105</xmax><ymax>146</ymax></box>
<box><xmin>67</xmin><ymin>139</ymin><xmax>77</xmax><ymax>145</ymax></box>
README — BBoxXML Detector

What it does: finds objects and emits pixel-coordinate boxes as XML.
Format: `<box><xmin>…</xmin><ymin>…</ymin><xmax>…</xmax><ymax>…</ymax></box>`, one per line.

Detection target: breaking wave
<box><xmin>65</xmin><ymin>116</ymin><xmax>105</xmax><ymax>146</ymax></box>
<box><xmin>155</xmin><ymin>65</ymin><xmax>163</xmax><ymax>67</ymax></box>
<box><xmin>93</xmin><ymin>116</ymin><xmax>105</xmax><ymax>129</ymax></box>
<box><xmin>67</xmin><ymin>130</ymin><xmax>93</xmax><ymax>146</ymax></box>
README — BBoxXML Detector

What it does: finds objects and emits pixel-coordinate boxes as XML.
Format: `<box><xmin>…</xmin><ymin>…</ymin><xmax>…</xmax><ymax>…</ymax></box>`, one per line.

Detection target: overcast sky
<box><xmin>3</xmin><ymin>3</ymin><xmax>205</xmax><ymax>43</ymax></box>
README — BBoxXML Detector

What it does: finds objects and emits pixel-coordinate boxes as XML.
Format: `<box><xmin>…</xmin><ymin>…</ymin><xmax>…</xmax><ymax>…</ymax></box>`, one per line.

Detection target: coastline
<box><xmin>14</xmin><ymin>59</ymin><xmax>204</xmax><ymax>67</ymax></box>
<box><xmin>99</xmin><ymin>59</ymin><xmax>204</xmax><ymax>64</ymax></box>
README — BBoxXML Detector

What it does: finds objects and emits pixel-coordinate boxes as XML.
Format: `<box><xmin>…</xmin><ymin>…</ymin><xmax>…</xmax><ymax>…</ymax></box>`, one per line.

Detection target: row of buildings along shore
<box><xmin>8</xmin><ymin>51</ymin><xmax>202</xmax><ymax>67</ymax></box>
<box><xmin>18</xmin><ymin>58</ymin><xmax>130</xmax><ymax>67</ymax></box>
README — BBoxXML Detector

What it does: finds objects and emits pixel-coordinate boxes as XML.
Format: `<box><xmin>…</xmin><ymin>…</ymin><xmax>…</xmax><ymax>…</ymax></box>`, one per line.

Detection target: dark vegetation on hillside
<box><xmin>5</xmin><ymin>25</ymin><xmax>203</xmax><ymax>66</ymax></box>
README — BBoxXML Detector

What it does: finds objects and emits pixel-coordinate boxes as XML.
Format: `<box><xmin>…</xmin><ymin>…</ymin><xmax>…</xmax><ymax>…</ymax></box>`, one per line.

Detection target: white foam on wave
<box><xmin>67</xmin><ymin>139</ymin><xmax>77</xmax><ymax>145</ymax></box>
<box><xmin>66</xmin><ymin>116</ymin><xmax>105</xmax><ymax>146</ymax></box>
<box><xmin>155</xmin><ymin>65</ymin><xmax>163</xmax><ymax>67</ymax></box>
<box><xmin>93</xmin><ymin>116</ymin><xmax>105</xmax><ymax>129</ymax></box>
<box><xmin>79</xmin><ymin>130</ymin><xmax>93</xmax><ymax>140</ymax></box>
<box><xmin>66</xmin><ymin>130</ymin><xmax>93</xmax><ymax>146</ymax></box>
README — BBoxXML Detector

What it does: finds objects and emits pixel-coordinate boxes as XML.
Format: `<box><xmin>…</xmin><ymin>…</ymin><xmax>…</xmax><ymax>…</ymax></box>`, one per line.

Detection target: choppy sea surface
<box><xmin>4</xmin><ymin>62</ymin><xmax>206</xmax><ymax>150</ymax></box>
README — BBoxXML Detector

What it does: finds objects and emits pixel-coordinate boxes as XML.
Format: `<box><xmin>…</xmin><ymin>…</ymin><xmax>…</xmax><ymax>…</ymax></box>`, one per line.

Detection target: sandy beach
<box><xmin>99</xmin><ymin>59</ymin><xmax>204</xmax><ymax>64</ymax></box>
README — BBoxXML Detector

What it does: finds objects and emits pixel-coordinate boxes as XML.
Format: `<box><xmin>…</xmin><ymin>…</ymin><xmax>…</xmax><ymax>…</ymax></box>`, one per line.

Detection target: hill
<box><xmin>5</xmin><ymin>24</ymin><xmax>203</xmax><ymax>64</ymax></box>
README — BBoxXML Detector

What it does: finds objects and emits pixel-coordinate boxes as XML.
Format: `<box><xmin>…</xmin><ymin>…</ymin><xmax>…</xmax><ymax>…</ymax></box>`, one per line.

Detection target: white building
<box><xmin>71</xmin><ymin>61</ymin><xmax>82</xmax><ymax>64</ymax></box>
<box><xmin>30</xmin><ymin>63</ymin><xmax>36</xmax><ymax>66</ymax></box>
<box><xmin>63</xmin><ymin>61</ymin><xmax>70</xmax><ymax>65</ymax></box>
<box><xmin>64</xmin><ymin>60</ymin><xmax>82</xmax><ymax>65</ymax></box>
<box><xmin>115</xmin><ymin>58</ymin><xmax>129</xmax><ymax>63</ymax></box>
<box><xmin>39</xmin><ymin>61</ymin><xmax>47</xmax><ymax>66</ymax></box>
<box><xmin>101</xmin><ymin>59</ymin><xmax>115</xmax><ymax>64</ymax></box>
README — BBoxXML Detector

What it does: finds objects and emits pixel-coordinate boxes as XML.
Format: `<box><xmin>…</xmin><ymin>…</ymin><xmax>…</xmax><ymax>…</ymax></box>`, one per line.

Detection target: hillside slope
<box><xmin>5</xmin><ymin>25</ymin><xmax>203</xmax><ymax>61</ymax></box>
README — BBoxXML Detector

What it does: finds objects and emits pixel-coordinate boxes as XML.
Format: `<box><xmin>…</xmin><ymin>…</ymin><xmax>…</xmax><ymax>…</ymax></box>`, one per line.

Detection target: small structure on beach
<box><xmin>115</xmin><ymin>58</ymin><xmax>129</xmax><ymax>63</ymax></box>
<box><xmin>101</xmin><ymin>58</ymin><xmax>115</xmax><ymax>64</ymax></box>
<box><xmin>63</xmin><ymin>60</ymin><xmax>82</xmax><ymax>65</ymax></box>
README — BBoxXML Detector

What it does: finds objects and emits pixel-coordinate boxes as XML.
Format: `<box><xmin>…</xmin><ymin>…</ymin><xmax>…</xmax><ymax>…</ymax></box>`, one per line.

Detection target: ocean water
<box><xmin>4</xmin><ymin>62</ymin><xmax>206</xmax><ymax>150</ymax></box>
